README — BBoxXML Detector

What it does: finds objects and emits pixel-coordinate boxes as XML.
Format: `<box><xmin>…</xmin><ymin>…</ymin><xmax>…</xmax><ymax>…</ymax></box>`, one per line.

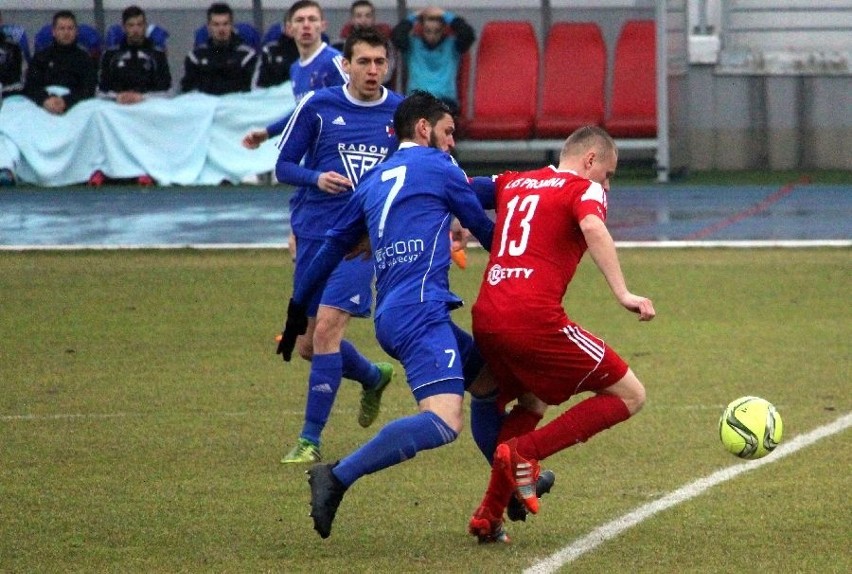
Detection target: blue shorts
<box><xmin>295</xmin><ymin>237</ymin><xmax>373</xmax><ymax>318</ymax></box>
<box><xmin>375</xmin><ymin>301</ymin><xmax>484</xmax><ymax>402</ymax></box>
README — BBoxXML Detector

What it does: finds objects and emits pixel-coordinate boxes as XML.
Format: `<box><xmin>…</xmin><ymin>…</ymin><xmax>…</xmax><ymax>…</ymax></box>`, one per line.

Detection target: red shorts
<box><xmin>474</xmin><ymin>323</ymin><xmax>629</xmax><ymax>410</ymax></box>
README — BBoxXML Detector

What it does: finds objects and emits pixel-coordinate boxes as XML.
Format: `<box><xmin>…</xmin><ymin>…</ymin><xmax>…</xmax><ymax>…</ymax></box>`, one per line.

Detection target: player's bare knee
<box><xmin>603</xmin><ymin>369</ymin><xmax>646</xmax><ymax>415</ymax></box>
<box><xmin>440</xmin><ymin>411</ymin><xmax>464</xmax><ymax>434</ymax></box>
<box><xmin>624</xmin><ymin>382</ymin><xmax>646</xmax><ymax>415</ymax></box>
<box><xmin>312</xmin><ymin>313</ymin><xmax>348</xmax><ymax>354</ymax></box>
<box><xmin>450</xmin><ymin>420</ymin><xmax>463</xmax><ymax>435</ymax></box>
<box><xmin>420</xmin><ymin>397</ymin><xmax>464</xmax><ymax>434</ymax></box>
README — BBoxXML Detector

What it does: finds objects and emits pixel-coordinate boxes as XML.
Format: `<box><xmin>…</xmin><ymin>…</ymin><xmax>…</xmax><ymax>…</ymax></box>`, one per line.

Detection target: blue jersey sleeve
<box><xmin>266</xmin><ymin>110</ymin><xmax>293</xmax><ymax>138</ymax></box>
<box><xmin>470</xmin><ymin>175</ymin><xmax>496</xmax><ymax>210</ymax></box>
<box><xmin>274</xmin><ymin>93</ymin><xmax>320</xmax><ymax>187</ymax></box>
<box><xmin>446</xmin><ymin>168</ymin><xmax>495</xmax><ymax>252</ymax></box>
<box><xmin>291</xmin><ymin>239</ymin><xmax>346</xmax><ymax>307</ymax></box>
<box><xmin>291</xmin><ymin>195</ymin><xmax>368</xmax><ymax>306</ymax></box>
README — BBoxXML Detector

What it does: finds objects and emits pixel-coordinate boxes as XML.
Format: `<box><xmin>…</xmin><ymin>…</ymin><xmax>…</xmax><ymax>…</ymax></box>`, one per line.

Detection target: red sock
<box><xmin>479</xmin><ymin>459</ymin><xmax>515</xmax><ymax>515</ymax></box>
<box><xmin>516</xmin><ymin>395</ymin><xmax>630</xmax><ymax>461</ymax></box>
<box><xmin>497</xmin><ymin>405</ymin><xmax>543</xmax><ymax>445</ymax></box>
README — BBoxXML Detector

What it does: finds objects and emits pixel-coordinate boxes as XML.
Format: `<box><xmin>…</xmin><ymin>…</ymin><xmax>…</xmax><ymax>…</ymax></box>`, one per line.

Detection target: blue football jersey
<box><xmin>324</xmin><ymin>143</ymin><xmax>495</xmax><ymax>318</ymax></box>
<box><xmin>275</xmin><ymin>85</ymin><xmax>403</xmax><ymax>240</ymax></box>
<box><xmin>289</xmin><ymin>43</ymin><xmax>347</xmax><ymax>101</ymax></box>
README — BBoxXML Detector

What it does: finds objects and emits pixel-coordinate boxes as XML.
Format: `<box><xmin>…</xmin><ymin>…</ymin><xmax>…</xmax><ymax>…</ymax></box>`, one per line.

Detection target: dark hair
<box><xmin>393</xmin><ymin>90</ymin><xmax>452</xmax><ymax>140</ymax></box>
<box><xmin>122</xmin><ymin>5</ymin><xmax>145</xmax><ymax>24</ymax></box>
<box><xmin>287</xmin><ymin>0</ymin><xmax>323</xmax><ymax>22</ymax></box>
<box><xmin>350</xmin><ymin>0</ymin><xmax>374</xmax><ymax>14</ymax></box>
<box><xmin>207</xmin><ymin>2</ymin><xmax>233</xmax><ymax>21</ymax></box>
<box><xmin>342</xmin><ymin>26</ymin><xmax>388</xmax><ymax>61</ymax></box>
<box><xmin>53</xmin><ymin>10</ymin><xmax>77</xmax><ymax>27</ymax></box>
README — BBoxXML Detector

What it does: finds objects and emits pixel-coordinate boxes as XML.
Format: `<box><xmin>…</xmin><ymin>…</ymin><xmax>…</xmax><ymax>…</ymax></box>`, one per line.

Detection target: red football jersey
<box><xmin>472</xmin><ymin>166</ymin><xmax>608</xmax><ymax>332</ymax></box>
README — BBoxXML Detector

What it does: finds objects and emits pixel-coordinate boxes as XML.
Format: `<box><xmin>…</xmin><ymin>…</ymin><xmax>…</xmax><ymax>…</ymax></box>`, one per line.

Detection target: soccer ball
<box><xmin>719</xmin><ymin>396</ymin><xmax>783</xmax><ymax>459</ymax></box>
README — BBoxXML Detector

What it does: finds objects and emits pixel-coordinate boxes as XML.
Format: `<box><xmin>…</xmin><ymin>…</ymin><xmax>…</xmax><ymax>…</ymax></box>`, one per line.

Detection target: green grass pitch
<box><xmin>1</xmin><ymin>248</ymin><xmax>849</xmax><ymax>573</ymax></box>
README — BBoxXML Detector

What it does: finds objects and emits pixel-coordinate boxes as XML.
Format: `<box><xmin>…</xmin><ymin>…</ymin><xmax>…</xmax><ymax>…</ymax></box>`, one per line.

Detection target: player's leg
<box><xmin>286</xmin><ymin>304</ymin><xmax>349</xmax><ymax>463</ymax></box>
<box><xmin>287</xmin><ymin>233</ymin><xmax>296</xmax><ymax>262</ymax></box>
<box><xmin>512</xmin><ymin>366</ymin><xmax>638</xmax><ymax>462</ymax></box>
<box><xmin>455</xmin><ymin>325</ymin><xmax>504</xmax><ymax>463</ymax></box>
<box><xmin>499</xmin><ymin>326</ymin><xmax>641</xmax><ymax>511</ymax></box>
<box><xmin>332</xmin><ymin>305</ymin><xmax>466</xmax><ymax>484</ymax></box>
<box><xmin>468</xmin><ymin>336</ymin><xmax>545</xmax><ymax>539</ymax></box>
<box><xmin>596</xmin><ymin>367</ymin><xmax>646</xmax><ymax>415</ymax></box>
<box><xmin>307</xmin><ymin>303</ymin><xmax>464</xmax><ymax>538</ymax></box>
<box><xmin>308</xmin><ymin>392</ymin><xmax>462</xmax><ymax>539</ymax></box>
<box><xmin>322</xmin><ymin>256</ymin><xmax>395</xmax><ymax>427</ymax></box>
<box><xmin>283</xmin><ymin>252</ymin><xmax>392</xmax><ymax>463</ymax></box>
<box><xmin>282</xmin><ymin>238</ymin><xmax>323</xmax><ymax>463</ymax></box>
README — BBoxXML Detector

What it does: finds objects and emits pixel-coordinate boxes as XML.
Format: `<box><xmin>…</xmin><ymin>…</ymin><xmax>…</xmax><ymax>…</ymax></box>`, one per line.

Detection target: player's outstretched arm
<box><xmin>579</xmin><ymin>214</ymin><xmax>655</xmax><ymax>321</ymax></box>
<box><xmin>447</xmin><ymin>169</ymin><xmax>495</xmax><ymax>251</ymax></box>
<box><xmin>242</xmin><ymin>129</ymin><xmax>269</xmax><ymax>149</ymax></box>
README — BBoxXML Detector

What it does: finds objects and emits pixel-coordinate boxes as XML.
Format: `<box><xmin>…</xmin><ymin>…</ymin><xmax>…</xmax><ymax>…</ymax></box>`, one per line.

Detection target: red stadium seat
<box><xmin>604</xmin><ymin>20</ymin><xmax>657</xmax><ymax>138</ymax></box>
<box><xmin>535</xmin><ymin>22</ymin><xmax>606</xmax><ymax>138</ymax></box>
<box><xmin>464</xmin><ymin>21</ymin><xmax>539</xmax><ymax>140</ymax></box>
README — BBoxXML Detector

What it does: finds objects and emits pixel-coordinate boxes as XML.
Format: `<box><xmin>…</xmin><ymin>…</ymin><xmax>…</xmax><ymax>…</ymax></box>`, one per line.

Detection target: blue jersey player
<box><xmin>242</xmin><ymin>1</ymin><xmax>347</xmax><ymax>150</ymax></box>
<box><xmin>274</xmin><ymin>28</ymin><xmax>403</xmax><ymax>465</ymax></box>
<box><xmin>278</xmin><ymin>91</ymin><xmax>501</xmax><ymax>539</ymax></box>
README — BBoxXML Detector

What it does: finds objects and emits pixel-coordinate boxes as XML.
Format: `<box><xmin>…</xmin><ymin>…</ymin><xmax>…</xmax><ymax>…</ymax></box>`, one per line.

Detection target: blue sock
<box><xmin>333</xmin><ymin>411</ymin><xmax>458</xmax><ymax>488</ymax></box>
<box><xmin>299</xmin><ymin>353</ymin><xmax>342</xmax><ymax>446</ymax></box>
<box><xmin>340</xmin><ymin>339</ymin><xmax>380</xmax><ymax>388</ymax></box>
<box><xmin>470</xmin><ymin>392</ymin><xmax>505</xmax><ymax>464</ymax></box>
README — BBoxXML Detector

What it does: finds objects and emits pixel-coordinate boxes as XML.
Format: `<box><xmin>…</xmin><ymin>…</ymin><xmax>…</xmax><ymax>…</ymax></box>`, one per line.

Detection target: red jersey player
<box><xmin>468</xmin><ymin>126</ymin><xmax>655</xmax><ymax>543</ymax></box>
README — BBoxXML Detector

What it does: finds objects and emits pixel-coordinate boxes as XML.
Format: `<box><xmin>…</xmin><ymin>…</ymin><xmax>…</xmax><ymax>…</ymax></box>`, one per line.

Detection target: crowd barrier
<box><xmin>0</xmin><ymin>83</ymin><xmax>295</xmax><ymax>186</ymax></box>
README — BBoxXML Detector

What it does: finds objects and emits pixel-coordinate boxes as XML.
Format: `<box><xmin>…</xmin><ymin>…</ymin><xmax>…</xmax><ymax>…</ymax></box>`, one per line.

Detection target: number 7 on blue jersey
<box><xmin>378</xmin><ymin>165</ymin><xmax>407</xmax><ymax>239</ymax></box>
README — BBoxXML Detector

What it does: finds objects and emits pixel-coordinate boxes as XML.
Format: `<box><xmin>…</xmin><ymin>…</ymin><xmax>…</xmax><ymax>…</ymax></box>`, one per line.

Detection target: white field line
<box><xmin>524</xmin><ymin>412</ymin><xmax>852</xmax><ymax>574</ymax></box>
<box><xmin>0</xmin><ymin>411</ymin><xmax>266</xmax><ymax>422</ymax></box>
<box><xmin>0</xmin><ymin>408</ymin><xmax>354</xmax><ymax>423</ymax></box>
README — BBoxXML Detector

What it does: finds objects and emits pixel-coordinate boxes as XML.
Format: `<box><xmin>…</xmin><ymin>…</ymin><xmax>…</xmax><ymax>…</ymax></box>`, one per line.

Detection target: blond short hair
<box><xmin>560</xmin><ymin>126</ymin><xmax>617</xmax><ymax>161</ymax></box>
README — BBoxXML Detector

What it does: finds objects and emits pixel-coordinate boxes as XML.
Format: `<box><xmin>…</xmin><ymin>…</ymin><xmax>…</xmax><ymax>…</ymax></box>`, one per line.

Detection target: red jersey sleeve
<box><xmin>572</xmin><ymin>180</ymin><xmax>608</xmax><ymax>223</ymax></box>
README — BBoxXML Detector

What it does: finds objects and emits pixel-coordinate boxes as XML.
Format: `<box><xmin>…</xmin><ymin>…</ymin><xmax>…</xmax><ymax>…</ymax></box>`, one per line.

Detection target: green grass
<box><xmin>1</xmin><ymin>249</ymin><xmax>850</xmax><ymax>573</ymax></box>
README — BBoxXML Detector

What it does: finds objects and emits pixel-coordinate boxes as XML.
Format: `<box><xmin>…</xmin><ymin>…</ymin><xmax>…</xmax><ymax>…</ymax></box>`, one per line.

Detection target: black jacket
<box><xmin>181</xmin><ymin>34</ymin><xmax>257</xmax><ymax>95</ymax></box>
<box><xmin>0</xmin><ymin>31</ymin><xmax>24</xmax><ymax>96</ymax></box>
<box><xmin>24</xmin><ymin>41</ymin><xmax>97</xmax><ymax>108</ymax></box>
<box><xmin>98</xmin><ymin>37</ymin><xmax>171</xmax><ymax>96</ymax></box>
<box><xmin>254</xmin><ymin>34</ymin><xmax>299</xmax><ymax>88</ymax></box>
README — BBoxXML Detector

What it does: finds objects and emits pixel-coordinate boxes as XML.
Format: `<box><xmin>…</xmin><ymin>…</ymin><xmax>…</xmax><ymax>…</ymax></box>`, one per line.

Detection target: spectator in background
<box><xmin>24</xmin><ymin>10</ymin><xmax>97</xmax><ymax>115</ymax></box>
<box><xmin>391</xmin><ymin>5</ymin><xmax>474</xmax><ymax>116</ymax></box>
<box><xmin>253</xmin><ymin>16</ymin><xmax>299</xmax><ymax>89</ymax></box>
<box><xmin>181</xmin><ymin>2</ymin><xmax>257</xmax><ymax>95</ymax></box>
<box><xmin>333</xmin><ymin>1</ymin><xmax>396</xmax><ymax>88</ymax></box>
<box><xmin>0</xmin><ymin>24</ymin><xmax>25</xmax><ymax>98</ymax></box>
<box><xmin>0</xmin><ymin>10</ymin><xmax>31</xmax><ymax>63</ymax></box>
<box><xmin>98</xmin><ymin>5</ymin><xmax>171</xmax><ymax>104</ymax></box>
